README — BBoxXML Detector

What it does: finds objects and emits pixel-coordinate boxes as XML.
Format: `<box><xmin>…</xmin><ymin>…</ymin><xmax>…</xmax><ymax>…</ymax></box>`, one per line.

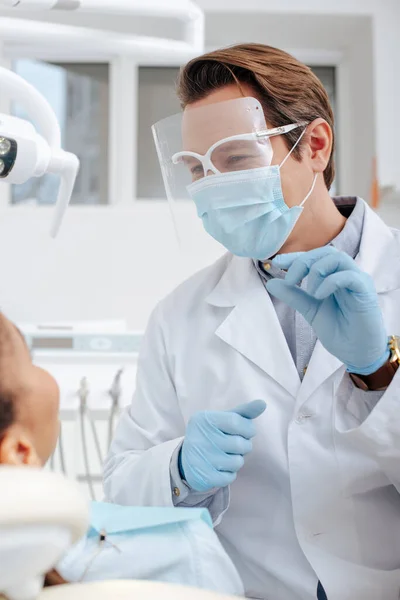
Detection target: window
<box><xmin>137</xmin><ymin>65</ymin><xmax>337</xmax><ymax>199</ymax></box>
<box><xmin>11</xmin><ymin>60</ymin><xmax>109</xmax><ymax>205</ymax></box>
<box><xmin>137</xmin><ymin>67</ymin><xmax>181</xmax><ymax>199</ymax></box>
<box><xmin>310</xmin><ymin>67</ymin><xmax>337</xmax><ymax>194</ymax></box>
<box><xmin>311</xmin><ymin>67</ymin><xmax>336</xmax><ymax>113</ymax></box>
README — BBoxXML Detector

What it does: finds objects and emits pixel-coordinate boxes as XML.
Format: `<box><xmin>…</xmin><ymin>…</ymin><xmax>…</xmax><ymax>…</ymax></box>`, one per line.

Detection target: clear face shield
<box><xmin>152</xmin><ymin>97</ymin><xmax>270</xmax><ymax>202</ymax></box>
<box><xmin>152</xmin><ymin>97</ymin><xmax>305</xmax><ymax>248</ymax></box>
<box><xmin>153</xmin><ymin>96</ymin><xmax>307</xmax><ymax>196</ymax></box>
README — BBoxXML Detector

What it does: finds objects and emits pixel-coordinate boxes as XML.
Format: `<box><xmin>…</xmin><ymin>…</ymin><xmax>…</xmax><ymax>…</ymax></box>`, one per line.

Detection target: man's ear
<box><xmin>0</xmin><ymin>426</ymin><xmax>41</xmax><ymax>466</ymax></box>
<box><xmin>305</xmin><ymin>118</ymin><xmax>333</xmax><ymax>174</ymax></box>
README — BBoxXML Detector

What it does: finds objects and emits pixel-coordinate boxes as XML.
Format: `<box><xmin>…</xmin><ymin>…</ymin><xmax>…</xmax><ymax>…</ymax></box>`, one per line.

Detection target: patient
<box><xmin>0</xmin><ymin>313</ymin><xmax>60</xmax><ymax>468</ymax></box>
<box><xmin>0</xmin><ymin>313</ymin><xmax>243</xmax><ymax>595</ymax></box>
<box><xmin>0</xmin><ymin>313</ymin><xmax>65</xmax><ymax>585</ymax></box>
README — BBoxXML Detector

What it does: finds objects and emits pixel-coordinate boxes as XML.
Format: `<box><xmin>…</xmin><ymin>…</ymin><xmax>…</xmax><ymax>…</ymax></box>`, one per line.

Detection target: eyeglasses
<box><xmin>172</xmin><ymin>122</ymin><xmax>308</xmax><ymax>181</ymax></box>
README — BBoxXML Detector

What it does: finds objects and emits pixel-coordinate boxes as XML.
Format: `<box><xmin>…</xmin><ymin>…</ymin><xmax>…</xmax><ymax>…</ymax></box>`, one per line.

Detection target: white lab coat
<box><xmin>104</xmin><ymin>202</ymin><xmax>400</xmax><ymax>600</ymax></box>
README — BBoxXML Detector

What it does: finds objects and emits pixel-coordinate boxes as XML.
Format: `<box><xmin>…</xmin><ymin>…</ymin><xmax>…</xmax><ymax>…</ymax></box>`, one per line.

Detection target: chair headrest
<box><xmin>0</xmin><ymin>467</ymin><xmax>89</xmax><ymax>543</ymax></box>
<box><xmin>0</xmin><ymin>467</ymin><xmax>89</xmax><ymax>600</ymax></box>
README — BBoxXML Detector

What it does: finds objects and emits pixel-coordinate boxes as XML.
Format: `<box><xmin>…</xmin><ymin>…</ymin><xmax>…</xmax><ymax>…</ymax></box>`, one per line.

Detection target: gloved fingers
<box><xmin>218</xmin><ymin>433</ymin><xmax>253</xmax><ymax>456</ymax></box>
<box><xmin>307</xmin><ymin>252</ymin><xmax>359</xmax><ymax>296</ymax></box>
<box><xmin>266</xmin><ymin>279</ymin><xmax>319</xmax><ymax>323</ymax></box>
<box><xmin>230</xmin><ymin>400</ymin><xmax>267</xmax><ymax>420</ymax></box>
<box><xmin>314</xmin><ymin>270</ymin><xmax>374</xmax><ymax>299</ymax></box>
<box><xmin>181</xmin><ymin>445</ymin><xmax>240</xmax><ymax>492</ymax></box>
<box><xmin>209</xmin><ymin>470</ymin><xmax>238</xmax><ymax>489</ymax></box>
<box><xmin>184</xmin><ymin>463</ymin><xmax>236</xmax><ymax>492</ymax></box>
<box><xmin>191</xmin><ymin>462</ymin><xmax>238</xmax><ymax>491</ymax></box>
<box><xmin>272</xmin><ymin>246</ymin><xmax>338</xmax><ymax>283</ymax></box>
<box><xmin>214</xmin><ymin>453</ymin><xmax>245</xmax><ymax>473</ymax></box>
<box><xmin>210</xmin><ymin>411</ymin><xmax>257</xmax><ymax>439</ymax></box>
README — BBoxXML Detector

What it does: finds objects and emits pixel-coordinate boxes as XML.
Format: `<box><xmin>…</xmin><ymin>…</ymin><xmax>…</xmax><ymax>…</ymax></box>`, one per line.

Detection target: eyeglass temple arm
<box><xmin>256</xmin><ymin>121</ymin><xmax>308</xmax><ymax>139</ymax></box>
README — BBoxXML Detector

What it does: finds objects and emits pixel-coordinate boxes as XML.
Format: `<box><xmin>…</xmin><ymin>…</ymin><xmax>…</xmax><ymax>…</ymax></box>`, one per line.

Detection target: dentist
<box><xmin>104</xmin><ymin>44</ymin><xmax>400</xmax><ymax>600</ymax></box>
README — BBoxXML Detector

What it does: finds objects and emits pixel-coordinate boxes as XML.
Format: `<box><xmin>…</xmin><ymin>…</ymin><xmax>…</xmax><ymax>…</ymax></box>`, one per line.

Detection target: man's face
<box><xmin>181</xmin><ymin>82</ymin><xmax>319</xmax><ymax>209</ymax></box>
<box><xmin>0</xmin><ymin>317</ymin><xmax>60</xmax><ymax>467</ymax></box>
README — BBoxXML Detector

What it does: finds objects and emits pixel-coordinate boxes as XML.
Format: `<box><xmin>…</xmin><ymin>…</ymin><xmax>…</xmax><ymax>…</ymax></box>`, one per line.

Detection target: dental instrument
<box><xmin>22</xmin><ymin>321</ymin><xmax>142</xmax><ymax>500</ymax></box>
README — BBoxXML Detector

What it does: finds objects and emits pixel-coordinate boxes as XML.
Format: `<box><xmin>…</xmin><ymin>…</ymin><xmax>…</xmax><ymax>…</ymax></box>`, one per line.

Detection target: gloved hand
<box><xmin>180</xmin><ymin>400</ymin><xmax>266</xmax><ymax>493</ymax></box>
<box><xmin>266</xmin><ymin>246</ymin><xmax>389</xmax><ymax>375</ymax></box>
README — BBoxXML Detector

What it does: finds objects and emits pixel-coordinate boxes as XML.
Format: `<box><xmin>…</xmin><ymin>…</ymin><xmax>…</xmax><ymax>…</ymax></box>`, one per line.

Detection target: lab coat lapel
<box><xmin>297</xmin><ymin>201</ymin><xmax>400</xmax><ymax>404</ymax></box>
<box><xmin>206</xmin><ymin>255</ymin><xmax>301</xmax><ymax>398</ymax></box>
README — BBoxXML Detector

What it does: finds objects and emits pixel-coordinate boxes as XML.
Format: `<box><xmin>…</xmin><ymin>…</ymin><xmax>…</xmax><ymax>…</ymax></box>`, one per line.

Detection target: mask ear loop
<box><xmin>278</xmin><ymin>124</ymin><xmax>318</xmax><ymax>207</ymax></box>
<box><xmin>300</xmin><ymin>172</ymin><xmax>318</xmax><ymax>207</ymax></box>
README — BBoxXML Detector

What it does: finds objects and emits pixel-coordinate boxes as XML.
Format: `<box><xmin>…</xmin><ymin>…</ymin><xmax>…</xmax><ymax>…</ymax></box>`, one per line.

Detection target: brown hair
<box><xmin>177</xmin><ymin>43</ymin><xmax>335</xmax><ymax>189</ymax></box>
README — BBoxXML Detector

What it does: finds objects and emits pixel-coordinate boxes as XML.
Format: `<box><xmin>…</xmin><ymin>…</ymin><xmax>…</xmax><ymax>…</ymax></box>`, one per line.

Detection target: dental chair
<box><xmin>41</xmin><ymin>581</ymin><xmax>240</xmax><ymax>600</ymax></box>
<box><xmin>0</xmin><ymin>467</ymin><xmax>89</xmax><ymax>600</ymax></box>
<box><xmin>0</xmin><ymin>468</ymin><xmax>242</xmax><ymax>600</ymax></box>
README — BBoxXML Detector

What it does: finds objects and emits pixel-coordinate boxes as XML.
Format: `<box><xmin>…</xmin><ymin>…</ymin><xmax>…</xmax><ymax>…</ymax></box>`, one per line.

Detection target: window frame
<box><xmin>0</xmin><ymin>41</ymin><xmax>187</xmax><ymax>209</ymax></box>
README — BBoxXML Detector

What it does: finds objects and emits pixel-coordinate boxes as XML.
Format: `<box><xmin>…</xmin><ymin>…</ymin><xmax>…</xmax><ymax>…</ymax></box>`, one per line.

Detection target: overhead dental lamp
<box><xmin>0</xmin><ymin>67</ymin><xmax>79</xmax><ymax>237</ymax></box>
<box><xmin>0</xmin><ymin>0</ymin><xmax>203</xmax><ymax>235</ymax></box>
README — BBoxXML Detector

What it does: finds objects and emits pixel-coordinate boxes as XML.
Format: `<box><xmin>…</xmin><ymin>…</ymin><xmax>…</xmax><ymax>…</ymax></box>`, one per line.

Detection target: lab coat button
<box><xmin>173</xmin><ymin>487</ymin><xmax>181</xmax><ymax>497</ymax></box>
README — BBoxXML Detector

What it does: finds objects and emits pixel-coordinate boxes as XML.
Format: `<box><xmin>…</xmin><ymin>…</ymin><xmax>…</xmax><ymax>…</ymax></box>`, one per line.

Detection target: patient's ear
<box><xmin>0</xmin><ymin>426</ymin><xmax>41</xmax><ymax>466</ymax></box>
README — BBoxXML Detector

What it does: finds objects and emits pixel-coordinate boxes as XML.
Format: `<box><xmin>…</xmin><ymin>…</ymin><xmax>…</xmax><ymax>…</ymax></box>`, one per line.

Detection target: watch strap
<box><xmin>349</xmin><ymin>358</ymin><xmax>399</xmax><ymax>391</ymax></box>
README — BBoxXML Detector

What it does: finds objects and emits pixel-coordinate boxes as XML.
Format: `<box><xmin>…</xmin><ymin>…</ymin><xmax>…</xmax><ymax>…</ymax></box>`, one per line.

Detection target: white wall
<box><xmin>0</xmin><ymin>203</ymin><xmax>224</xmax><ymax>329</ymax></box>
<box><xmin>199</xmin><ymin>0</ymin><xmax>400</xmax><ymax>192</ymax></box>
<box><xmin>0</xmin><ymin>0</ymin><xmax>399</xmax><ymax>330</ymax></box>
<box><xmin>372</xmin><ymin>1</ymin><xmax>400</xmax><ymax>191</ymax></box>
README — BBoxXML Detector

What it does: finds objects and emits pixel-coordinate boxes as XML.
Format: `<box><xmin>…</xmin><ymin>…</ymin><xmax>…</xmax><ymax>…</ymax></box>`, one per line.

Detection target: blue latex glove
<box><xmin>180</xmin><ymin>400</ymin><xmax>267</xmax><ymax>493</ymax></box>
<box><xmin>266</xmin><ymin>246</ymin><xmax>389</xmax><ymax>375</ymax></box>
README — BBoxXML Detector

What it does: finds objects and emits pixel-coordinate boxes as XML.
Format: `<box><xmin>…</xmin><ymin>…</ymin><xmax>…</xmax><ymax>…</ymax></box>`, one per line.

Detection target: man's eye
<box><xmin>228</xmin><ymin>155</ymin><xmax>252</xmax><ymax>164</ymax></box>
<box><xmin>190</xmin><ymin>165</ymin><xmax>204</xmax><ymax>180</ymax></box>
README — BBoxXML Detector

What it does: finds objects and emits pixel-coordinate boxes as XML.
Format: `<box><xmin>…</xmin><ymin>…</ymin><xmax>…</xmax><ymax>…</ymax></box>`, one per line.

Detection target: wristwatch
<box><xmin>350</xmin><ymin>335</ymin><xmax>400</xmax><ymax>391</ymax></box>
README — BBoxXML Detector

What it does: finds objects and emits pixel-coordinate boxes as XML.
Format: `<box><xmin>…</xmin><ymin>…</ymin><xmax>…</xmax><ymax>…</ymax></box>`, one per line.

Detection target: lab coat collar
<box><xmin>206</xmin><ymin>255</ymin><xmax>301</xmax><ymax>398</ymax></box>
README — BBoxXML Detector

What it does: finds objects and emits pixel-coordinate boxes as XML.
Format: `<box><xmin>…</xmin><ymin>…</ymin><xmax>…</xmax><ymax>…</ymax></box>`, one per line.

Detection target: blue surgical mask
<box><xmin>187</xmin><ymin>131</ymin><xmax>317</xmax><ymax>260</ymax></box>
